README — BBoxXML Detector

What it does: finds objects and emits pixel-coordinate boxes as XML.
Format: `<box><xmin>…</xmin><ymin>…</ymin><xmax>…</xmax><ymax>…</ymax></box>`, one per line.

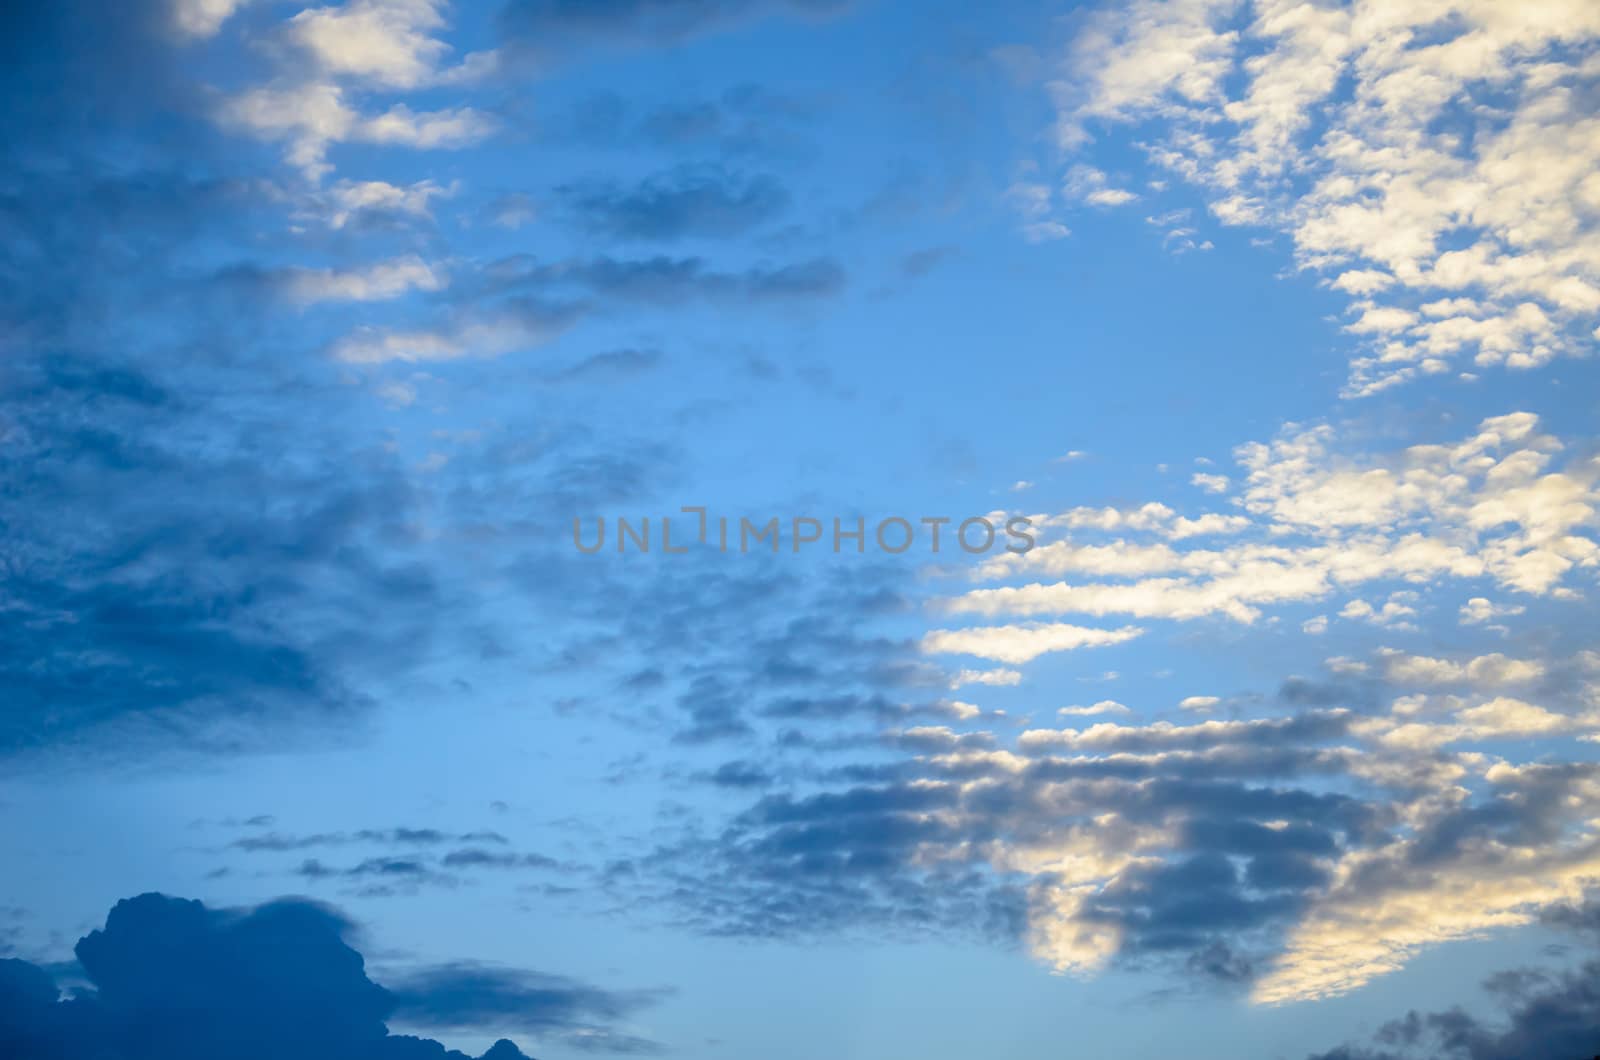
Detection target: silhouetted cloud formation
<box><xmin>0</xmin><ymin>893</ymin><xmax>663</xmax><ymax>1059</ymax></box>
<box><xmin>1306</xmin><ymin>904</ymin><xmax>1600</xmax><ymax>1059</ymax></box>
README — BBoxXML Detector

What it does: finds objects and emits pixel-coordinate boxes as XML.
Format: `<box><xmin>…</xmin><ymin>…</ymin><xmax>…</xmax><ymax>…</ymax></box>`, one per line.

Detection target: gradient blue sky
<box><xmin>4</xmin><ymin>1</ymin><xmax>1600</xmax><ymax>1058</ymax></box>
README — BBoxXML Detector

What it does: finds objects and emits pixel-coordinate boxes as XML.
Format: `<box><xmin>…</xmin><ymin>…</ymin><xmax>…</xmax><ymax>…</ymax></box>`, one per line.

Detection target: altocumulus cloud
<box><xmin>1304</xmin><ymin>903</ymin><xmax>1600</xmax><ymax>1059</ymax></box>
<box><xmin>0</xmin><ymin>893</ymin><xmax>665</xmax><ymax>1059</ymax></box>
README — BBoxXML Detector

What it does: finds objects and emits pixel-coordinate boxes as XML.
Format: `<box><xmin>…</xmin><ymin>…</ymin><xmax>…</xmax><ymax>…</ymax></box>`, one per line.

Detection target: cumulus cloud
<box><xmin>1460</xmin><ymin>596</ymin><xmax>1527</xmax><ymax>626</ymax></box>
<box><xmin>0</xmin><ymin>892</ymin><xmax>663</xmax><ymax>1058</ymax></box>
<box><xmin>1305</xmin><ymin>948</ymin><xmax>1600</xmax><ymax>1058</ymax></box>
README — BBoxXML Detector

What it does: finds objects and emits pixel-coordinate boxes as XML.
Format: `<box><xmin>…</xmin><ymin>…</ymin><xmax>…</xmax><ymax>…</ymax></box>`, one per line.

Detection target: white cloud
<box><xmin>1178</xmin><ymin>695</ymin><xmax>1220</xmax><ymax>711</ymax></box>
<box><xmin>1058</xmin><ymin>700</ymin><xmax>1132</xmax><ymax>717</ymax></box>
<box><xmin>321</xmin><ymin>178</ymin><xmax>455</xmax><ymax>228</ymax></box>
<box><xmin>1048</xmin><ymin>0</ymin><xmax>1600</xmax><ymax>394</ymax></box>
<box><xmin>920</xmin><ymin>622</ymin><xmax>1143</xmax><ymax>664</ymax></box>
<box><xmin>950</xmin><ymin>668</ymin><xmax>1024</xmax><ymax>689</ymax></box>
<box><xmin>1063</xmin><ymin>164</ymin><xmax>1139</xmax><ymax>207</ymax></box>
<box><xmin>334</xmin><ymin>312</ymin><xmax>565</xmax><ymax>364</ymax></box>
<box><xmin>1339</xmin><ymin>596</ymin><xmax>1417</xmax><ymax>629</ymax></box>
<box><xmin>1378</xmin><ymin>649</ymin><xmax>1545</xmax><ymax>688</ymax></box>
<box><xmin>171</xmin><ymin>0</ymin><xmax>252</xmax><ymax>39</ymax></box>
<box><xmin>281</xmin><ymin>255</ymin><xmax>445</xmax><ymax>305</ymax></box>
<box><xmin>1459</xmin><ymin>596</ymin><xmax>1528</xmax><ymax>625</ymax></box>
<box><xmin>948</xmin><ymin>414</ymin><xmax>1597</xmax><ymax>628</ymax></box>
<box><xmin>1254</xmin><ymin>760</ymin><xmax>1600</xmax><ymax>1004</ymax></box>
<box><xmin>288</xmin><ymin>0</ymin><xmax>453</xmax><ymax>89</ymax></box>
<box><xmin>220</xmin><ymin>83</ymin><xmax>495</xmax><ymax>180</ymax></box>
<box><xmin>210</xmin><ymin>2</ymin><xmax>496</xmax><ymax>180</ymax></box>
<box><xmin>360</xmin><ymin>103</ymin><xmax>495</xmax><ymax>148</ymax></box>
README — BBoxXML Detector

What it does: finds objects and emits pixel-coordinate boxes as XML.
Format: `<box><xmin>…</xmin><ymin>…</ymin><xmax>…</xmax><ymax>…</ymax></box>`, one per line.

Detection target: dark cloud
<box><xmin>544</xmin><ymin>348</ymin><xmax>664</xmax><ymax>385</ymax></box>
<box><xmin>602</xmin><ymin>702</ymin><xmax>1480</xmax><ymax>980</ymax></box>
<box><xmin>232</xmin><ymin>829</ymin><xmax>511</xmax><ymax>853</ymax></box>
<box><xmin>502</xmin><ymin>253</ymin><xmax>846</xmax><ymax>304</ymax></box>
<box><xmin>0</xmin><ymin>893</ymin><xmax>662</xmax><ymax>1059</ymax></box>
<box><xmin>0</xmin><ymin>0</ymin><xmax>460</xmax><ymax>759</ymax></box>
<box><xmin>1306</xmin><ymin>952</ymin><xmax>1600</xmax><ymax>1060</ymax></box>
<box><xmin>704</xmin><ymin>761</ymin><xmax>776</xmax><ymax>789</ymax></box>
<box><xmin>504</xmin><ymin>548</ymin><xmax>934</xmax><ymax>746</ymax></box>
<box><xmin>224</xmin><ymin>825</ymin><xmax>563</xmax><ymax>893</ymax></box>
<box><xmin>439</xmin><ymin>849</ymin><xmax>565</xmax><ymax>871</ymax></box>
<box><xmin>497</xmin><ymin>0</ymin><xmax>851</xmax><ymax>52</ymax></box>
<box><xmin>557</xmin><ymin>166</ymin><xmax>790</xmax><ymax>241</ymax></box>
<box><xmin>1080</xmin><ymin>853</ymin><xmax>1303</xmax><ymax>960</ymax></box>
<box><xmin>0</xmin><ymin>342</ymin><xmax>454</xmax><ymax>756</ymax></box>
<box><xmin>388</xmin><ymin>964</ymin><xmax>668</xmax><ymax>1054</ymax></box>
<box><xmin>541</xmin><ymin>86</ymin><xmax>820</xmax><ymax>160</ymax></box>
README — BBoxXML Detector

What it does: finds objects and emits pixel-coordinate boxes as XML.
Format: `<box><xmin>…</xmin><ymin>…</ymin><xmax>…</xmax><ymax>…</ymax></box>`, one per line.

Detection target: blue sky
<box><xmin>3</xmin><ymin>1</ymin><xmax>1600</xmax><ymax>1058</ymax></box>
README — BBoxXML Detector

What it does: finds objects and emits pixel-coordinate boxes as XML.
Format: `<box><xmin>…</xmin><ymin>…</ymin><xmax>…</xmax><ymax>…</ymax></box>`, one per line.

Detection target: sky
<box><xmin>2</xmin><ymin>1</ymin><xmax>1600</xmax><ymax>1058</ymax></box>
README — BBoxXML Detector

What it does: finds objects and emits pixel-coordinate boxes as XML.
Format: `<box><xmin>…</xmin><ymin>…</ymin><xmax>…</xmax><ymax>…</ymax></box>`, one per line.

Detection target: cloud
<box><xmin>1254</xmin><ymin>760</ymin><xmax>1600</xmax><ymax>1004</ymax></box>
<box><xmin>280</xmin><ymin>255</ymin><xmax>446</xmax><ymax>305</ymax></box>
<box><xmin>1048</xmin><ymin>0</ymin><xmax>1600</xmax><ymax>394</ymax></box>
<box><xmin>920</xmin><ymin>622</ymin><xmax>1144</xmax><ymax>664</ymax></box>
<box><xmin>318</xmin><ymin>178</ymin><xmax>456</xmax><ymax>229</ymax></box>
<box><xmin>231</xmin><ymin>827</ymin><xmax>511</xmax><ymax>853</ymax></box>
<box><xmin>1058</xmin><ymin>700</ymin><xmax>1131</xmax><ymax>717</ymax></box>
<box><xmin>0</xmin><ymin>892</ymin><xmax>663</xmax><ymax>1058</ymax></box>
<box><xmin>0</xmin><ymin>352</ymin><xmax>453</xmax><ymax>754</ymax></box>
<box><xmin>1376</xmin><ymin>649</ymin><xmax>1544</xmax><ymax>688</ymax></box>
<box><xmin>628</xmin><ymin>701</ymin><xmax>1384</xmax><ymax>975</ymax></box>
<box><xmin>219</xmin><ymin>83</ymin><xmax>495</xmax><ymax>180</ymax></box>
<box><xmin>229</xmin><ymin>828</ymin><xmax>570</xmax><ymax>894</ymax></box>
<box><xmin>1062</xmin><ymin>164</ymin><xmax>1138</xmax><ymax>207</ymax></box>
<box><xmin>947</xmin><ymin>413</ymin><xmax>1599</xmax><ymax>631</ymax></box>
<box><xmin>496</xmin><ymin>0</ymin><xmax>851</xmax><ymax>52</ymax></box>
<box><xmin>170</xmin><ymin>0</ymin><xmax>252</xmax><ymax>39</ymax></box>
<box><xmin>203</xmin><ymin>0</ymin><xmax>496</xmax><ymax>180</ymax></box>
<box><xmin>626</xmin><ymin>616</ymin><xmax>1600</xmax><ymax>1005</ymax></box>
<box><xmin>950</xmin><ymin>667</ymin><xmax>1023</xmax><ymax>689</ymax></box>
<box><xmin>326</xmin><ymin>246</ymin><xmax>847</xmax><ymax>368</ymax></box>
<box><xmin>285</xmin><ymin>0</ymin><xmax>494</xmax><ymax>90</ymax></box>
<box><xmin>557</xmin><ymin>166</ymin><xmax>790</xmax><ymax>241</ymax></box>
<box><xmin>388</xmin><ymin>964</ymin><xmax>667</xmax><ymax>1053</ymax></box>
<box><xmin>1305</xmin><ymin>918</ymin><xmax>1600</xmax><ymax>1059</ymax></box>
<box><xmin>334</xmin><ymin>304</ymin><xmax>579</xmax><ymax>364</ymax></box>
<box><xmin>544</xmin><ymin>348</ymin><xmax>664</xmax><ymax>385</ymax></box>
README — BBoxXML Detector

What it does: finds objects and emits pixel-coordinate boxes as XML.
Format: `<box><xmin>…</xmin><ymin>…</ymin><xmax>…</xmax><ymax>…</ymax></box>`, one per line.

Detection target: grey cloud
<box><xmin>557</xmin><ymin>166</ymin><xmax>790</xmax><ymax>241</ymax></box>
<box><xmin>497</xmin><ymin>0</ymin><xmax>852</xmax><ymax>52</ymax></box>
